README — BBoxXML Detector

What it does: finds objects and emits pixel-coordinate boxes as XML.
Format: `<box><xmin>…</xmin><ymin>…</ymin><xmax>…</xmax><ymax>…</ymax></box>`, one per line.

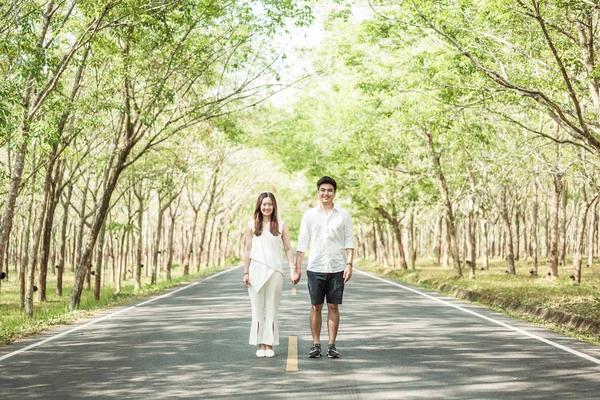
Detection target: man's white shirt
<box><xmin>296</xmin><ymin>204</ymin><xmax>354</xmax><ymax>273</ymax></box>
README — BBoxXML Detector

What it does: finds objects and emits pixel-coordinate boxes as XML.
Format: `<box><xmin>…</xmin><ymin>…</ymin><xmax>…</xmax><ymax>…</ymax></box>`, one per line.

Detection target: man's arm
<box><xmin>343</xmin><ymin>211</ymin><xmax>354</xmax><ymax>283</ymax></box>
<box><xmin>343</xmin><ymin>248</ymin><xmax>354</xmax><ymax>283</ymax></box>
<box><xmin>294</xmin><ymin>212</ymin><xmax>310</xmax><ymax>284</ymax></box>
<box><xmin>293</xmin><ymin>251</ymin><xmax>304</xmax><ymax>284</ymax></box>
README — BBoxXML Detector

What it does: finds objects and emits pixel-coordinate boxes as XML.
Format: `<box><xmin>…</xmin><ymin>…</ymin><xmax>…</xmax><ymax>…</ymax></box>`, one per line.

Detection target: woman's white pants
<box><xmin>248</xmin><ymin>271</ymin><xmax>283</xmax><ymax>346</ymax></box>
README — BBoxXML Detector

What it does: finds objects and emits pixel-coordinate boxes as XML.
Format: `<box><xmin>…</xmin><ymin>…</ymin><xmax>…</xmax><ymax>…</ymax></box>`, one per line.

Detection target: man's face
<box><xmin>318</xmin><ymin>184</ymin><xmax>336</xmax><ymax>207</ymax></box>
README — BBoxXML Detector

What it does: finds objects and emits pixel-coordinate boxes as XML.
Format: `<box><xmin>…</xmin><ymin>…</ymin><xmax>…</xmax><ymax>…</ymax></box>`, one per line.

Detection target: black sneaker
<box><xmin>327</xmin><ymin>344</ymin><xmax>340</xmax><ymax>358</ymax></box>
<box><xmin>308</xmin><ymin>343</ymin><xmax>322</xmax><ymax>358</ymax></box>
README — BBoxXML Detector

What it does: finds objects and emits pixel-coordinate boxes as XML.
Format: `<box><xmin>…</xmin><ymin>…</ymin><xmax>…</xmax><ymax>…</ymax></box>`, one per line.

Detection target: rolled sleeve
<box><xmin>344</xmin><ymin>211</ymin><xmax>354</xmax><ymax>249</ymax></box>
<box><xmin>296</xmin><ymin>212</ymin><xmax>310</xmax><ymax>253</ymax></box>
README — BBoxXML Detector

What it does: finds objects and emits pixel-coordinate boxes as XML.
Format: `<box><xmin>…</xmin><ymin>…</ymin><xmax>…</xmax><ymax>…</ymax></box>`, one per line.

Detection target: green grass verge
<box><xmin>0</xmin><ymin>262</ymin><xmax>236</xmax><ymax>346</ymax></box>
<box><xmin>359</xmin><ymin>258</ymin><xmax>600</xmax><ymax>346</ymax></box>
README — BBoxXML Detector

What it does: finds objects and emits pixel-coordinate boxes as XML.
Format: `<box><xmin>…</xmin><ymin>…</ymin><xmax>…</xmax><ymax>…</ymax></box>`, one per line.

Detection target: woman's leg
<box><xmin>261</xmin><ymin>272</ymin><xmax>283</xmax><ymax>347</ymax></box>
<box><xmin>248</xmin><ymin>285</ymin><xmax>265</xmax><ymax>347</ymax></box>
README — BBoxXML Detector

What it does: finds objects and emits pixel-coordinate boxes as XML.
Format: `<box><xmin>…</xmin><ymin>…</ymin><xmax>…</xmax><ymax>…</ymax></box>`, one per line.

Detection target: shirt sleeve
<box><xmin>296</xmin><ymin>211</ymin><xmax>310</xmax><ymax>253</ymax></box>
<box><xmin>343</xmin><ymin>211</ymin><xmax>354</xmax><ymax>249</ymax></box>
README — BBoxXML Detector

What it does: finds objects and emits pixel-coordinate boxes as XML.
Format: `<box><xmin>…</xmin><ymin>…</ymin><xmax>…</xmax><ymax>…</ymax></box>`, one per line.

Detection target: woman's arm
<box><xmin>281</xmin><ymin>224</ymin><xmax>297</xmax><ymax>284</ymax></box>
<box><xmin>243</xmin><ymin>222</ymin><xmax>253</xmax><ymax>287</ymax></box>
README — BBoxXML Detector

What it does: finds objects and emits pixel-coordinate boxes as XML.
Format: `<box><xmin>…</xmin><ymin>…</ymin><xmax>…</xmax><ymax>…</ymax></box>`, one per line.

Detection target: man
<box><xmin>293</xmin><ymin>176</ymin><xmax>354</xmax><ymax>359</ymax></box>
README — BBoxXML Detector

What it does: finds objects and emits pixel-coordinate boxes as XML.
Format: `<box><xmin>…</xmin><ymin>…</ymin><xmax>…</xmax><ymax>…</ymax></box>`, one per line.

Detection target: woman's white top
<box><xmin>249</xmin><ymin>221</ymin><xmax>284</xmax><ymax>292</ymax></box>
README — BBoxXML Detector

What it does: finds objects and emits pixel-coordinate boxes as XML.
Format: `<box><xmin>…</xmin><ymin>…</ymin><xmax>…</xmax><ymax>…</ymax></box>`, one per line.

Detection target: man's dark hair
<box><xmin>317</xmin><ymin>176</ymin><xmax>337</xmax><ymax>191</ymax></box>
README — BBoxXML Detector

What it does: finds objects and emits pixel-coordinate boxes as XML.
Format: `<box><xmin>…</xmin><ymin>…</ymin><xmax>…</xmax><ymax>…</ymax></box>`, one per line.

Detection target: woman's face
<box><xmin>261</xmin><ymin>197</ymin><xmax>274</xmax><ymax>217</ymax></box>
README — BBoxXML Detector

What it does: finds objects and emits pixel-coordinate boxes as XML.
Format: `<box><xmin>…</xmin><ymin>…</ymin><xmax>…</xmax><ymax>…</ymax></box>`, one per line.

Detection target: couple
<box><xmin>243</xmin><ymin>176</ymin><xmax>354</xmax><ymax>359</ymax></box>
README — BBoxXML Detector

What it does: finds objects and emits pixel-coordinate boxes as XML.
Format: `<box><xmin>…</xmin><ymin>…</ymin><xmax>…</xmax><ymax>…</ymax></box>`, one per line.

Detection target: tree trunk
<box><xmin>467</xmin><ymin>212</ymin><xmax>476</xmax><ymax>278</ymax></box>
<box><xmin>514</xmin><ymin>208</ymin><xmax>520</xmax><ymax>261</ymax></box>
<box><xmin>376</xmin><ymin>207</ymin><xmax>407</xmax><ymax>269</ymax></box>
<box><xmin>482</xmin><ymin>219</ymin><xmax>489</xmax><ymax>270</ymax></box>
<box><xmin>70</xmin><ymin>147</ymin><xmax>131</xmax><ymax>309</ymax></box>
<box><xmin>588</xmin><ymin>202</ymin><xmax>597</xmax><ymax>268</ymax></box>
<box><xmin>134</xmin><ymin>184</ymin><xmax>144</xmax><ymax>290</ymax></box>
<box><xmin>501</xmin><ymin>186</ymin><xmax>516</xmax><ymax>275</ymax></box>
<box><xmin>57</xmin><ymin>183</ymin><xmax>73</xmax><ymax>296</ymax></box>
<box><xmin>0</xmin><ymin>0</ymin><xmax>56</xmax><ymax>279</ymax></box>
<box><xmin>531</xmin><ymin>170</ymin><xmax>540</xmax><ymax>276</ymax></box>
<box><xmin>184</xmin><ymin>209</ymin><xmax>200</xmax><ymax>275</ymax></box>
<box><xmin>94</xmin><ymin>220</ymin><xmax>107</xmax><ymax>300</ymax></box>
<box><xmin>166</xmin><ymin>202</ymin><xmax>179</xmax><ymax>280</ymax></box>
<box><xmin>548</xmin><ymin>172</ymin><xmax>563</xmax><ymax>278</ymax></box>
<box><xmin>197</xmin><ymin>168</ymin><xmax>219</xmax><ymax>271</ymax></box>
<box><xmin>425</xmin><ymin>132</ymin><xmax>461</xmax><ymax>278</ymax></box>
<box><xmin>443</xmin><ymin>218</ymin><xmax>450</xmax><ymax>268</ymax></box>
<box><xmin>116</xmin><ymin>231</ymin><xmax>126</xmax><ymax>293</ymax></box>
<box><xmin>26</xmin><ymin>185</ymin><xmax>50</xmax><ymax>318</ymax></box>
<box><xmin>560</xmin><ymin>181</ymin><xmax>568</xmax><ymax>266</ymax></box>
<box><xmin>38</xmin><ymin>154</ymin><xmax>62</xmax><ymax>301</ymax></box>
<box><xmin>408</xmin><ymin>208</ymin><xmax>416</xmax><ymax>270</ymax></box>
<box><xmin>75</xmin><ymin>180</ymin><xmax>90</xmax><ymax>279</ymax></box>
<box><xmin>20</xmin><ymin>199</ymin><xmax>35</xmax><ymax>309</ymax></box>
<box><xmin>572</xmin><ymin>190</ymin><xmax>598</xmax><ymax>285</ymax></box>
<box><xmin>434</xmin><ymin>216</ymin><xmax>442</xmax><ymax>265</ymax></box>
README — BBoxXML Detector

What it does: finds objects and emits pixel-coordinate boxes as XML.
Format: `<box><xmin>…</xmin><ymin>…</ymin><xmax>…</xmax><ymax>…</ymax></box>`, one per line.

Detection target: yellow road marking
<box><xmin>291</xmin><ymin>288</ymin><xmax>296</xmax><ymax>296</ymax></box>
<box><xmin>286</xmin><ymin>336</ymin><xmax>299</xmax><ymax>372</ymax></box>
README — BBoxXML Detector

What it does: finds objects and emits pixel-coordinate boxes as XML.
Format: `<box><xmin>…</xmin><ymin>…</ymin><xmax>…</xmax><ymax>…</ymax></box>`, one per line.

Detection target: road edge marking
<box><xmin>286</xmin><ymin>335</ymin><xmax>299</xmax><ymax>372</ymax></box>
<box><xmin>356</xmin><ymin>268</ymin><xmax>600</xmax><ymax>366</ymax></box>
<box><xmin>0</xmin><ymin>267</ymin><xmax>236</xmax><ymax>364</ymax></box>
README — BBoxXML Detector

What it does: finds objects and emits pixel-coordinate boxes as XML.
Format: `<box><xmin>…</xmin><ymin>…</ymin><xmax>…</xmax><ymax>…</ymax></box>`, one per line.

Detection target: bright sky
<box><xmin>269</xmin><ymin>0</ymin><xmax>373</xmax><ymax>105</ymax></box>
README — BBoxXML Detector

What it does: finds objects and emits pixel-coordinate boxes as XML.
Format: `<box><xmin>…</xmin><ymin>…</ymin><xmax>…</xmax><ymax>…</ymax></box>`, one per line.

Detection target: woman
<box><xmin>243</xmin><ymin>191</ymin><xmax>296</xmax><ymax>358</ymax></box>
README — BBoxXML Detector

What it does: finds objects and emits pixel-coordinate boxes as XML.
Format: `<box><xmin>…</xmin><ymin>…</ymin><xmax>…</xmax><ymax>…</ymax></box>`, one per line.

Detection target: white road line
<box><xmin>0</xmin><ymin>268</ymin><xmax>236</xmax><ymax>364</ymax></box>
<box><xmin>356</xmin><ymin>268</ymin><xmax>600</xmax><ymax>366</ymax></box>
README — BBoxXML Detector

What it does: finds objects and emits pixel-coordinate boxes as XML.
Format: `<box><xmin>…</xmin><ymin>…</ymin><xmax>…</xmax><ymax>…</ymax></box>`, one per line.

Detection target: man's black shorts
<box><xmin>307</xmin><ymin>270</ymin><xmax>345</xmax><ymax>305</ymax></box>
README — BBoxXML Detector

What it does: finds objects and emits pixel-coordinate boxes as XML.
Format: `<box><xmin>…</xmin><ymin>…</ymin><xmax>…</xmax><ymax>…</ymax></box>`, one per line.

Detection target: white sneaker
<box><xmin>265</xmin><ymin>349</ymin><xmax>275</xmax><ymax>358</ymax></box>
<box><xmin>256</xmin><ymin>349</ymin><xmax>266</xmax><ymax>358</ymax></box>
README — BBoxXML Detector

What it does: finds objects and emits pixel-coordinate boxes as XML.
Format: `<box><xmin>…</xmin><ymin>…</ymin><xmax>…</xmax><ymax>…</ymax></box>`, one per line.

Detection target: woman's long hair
<box><xmin>253</xmin><ymin>192</ymin><xmax>280</xmax><ymax>237</ymax></box>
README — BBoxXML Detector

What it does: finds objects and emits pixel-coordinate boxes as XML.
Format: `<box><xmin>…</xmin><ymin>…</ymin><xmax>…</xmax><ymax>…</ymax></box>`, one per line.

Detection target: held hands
<box><xmin>291</xmin><ymin>269</ymin><xmax>301</xmax><ymax>285</ymax></box>
<box><xmin>243</xmin><ymin>272</ymin><xmax>250</xmax><ymax>287</ymax></box>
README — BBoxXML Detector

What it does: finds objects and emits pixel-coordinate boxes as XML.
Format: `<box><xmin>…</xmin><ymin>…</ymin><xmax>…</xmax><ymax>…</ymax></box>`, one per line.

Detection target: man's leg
<box><xmin>327</xmin><ymin>303</ymin><xmax>339</xmax><ymax>345</ymax></box>
<box><xmin>308</xmin><ymin>271</ymin><xmax>326</xmax><ymax>358</ymax></box>
<box><xmin>324</xmin><ymin>271</ymin><xmax>344</xmax><ymax>358</ymax></box>
<box><xmin>310</xmin><ymin>304</ymin><xmax>323</xmax><ymax>344</ymax></box>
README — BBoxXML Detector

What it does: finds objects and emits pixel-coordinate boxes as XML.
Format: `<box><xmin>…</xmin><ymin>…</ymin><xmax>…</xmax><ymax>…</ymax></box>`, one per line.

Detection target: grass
<box><xmin>359</xmin><ymin>257</ymin><xmax>600</xmax><ymax>345</ymax></box>
<box><xmin>0</xmin><ymin>261</ymin><xmax>236</xmax><ymax>346</ymax></box>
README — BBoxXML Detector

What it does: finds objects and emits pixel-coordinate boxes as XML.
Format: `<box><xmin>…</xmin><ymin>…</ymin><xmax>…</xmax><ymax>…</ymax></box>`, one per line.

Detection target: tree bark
<box><xmin>573</xmin><ymin>191</ymin><xmax>598</xmax><ymax>285</ymax></box>
<box><xmin>560</xmin><ymin>181</ymin><xmax>568</xmax><ymax>266</ymax></box>
<box><xmin>548</xmin><ymin>172</ymin><xmax>563</xmax><ymax>278</ymax></box>
<box><xmin>184</xmin><ymin>209</ymin><xmax>199</xmax><ymax>275</ymax></box>
<box><xmin>166</xmin><ymin>201</ymin><xmax>179</xmax><ymax>280</ymax></box>
<box><xmin>481</xmin><ymin>219</ymin><xmax>489</xmax><ymax>270</ymax></box>
<box><xmin>134</xmin><ymin>183</ymin><xmax>144</xmax><ymax>290</ymax></box>
<box><xmin>434</xmin><ymin>216</ymin><xmax>442</xmax><ymax>264</ymax></box>
<box><xmin>408</xmin><ymin>207</ymin><xmax>416</xmax><ymax>270</ymax></box>
<box><xmin>37</xmin><ymin>154</ymin><xmax>62</xmax><ymax>301</ymax></box>
<box><xmin>501</xmin><ymin>186</ymin><xmax>516</xmax><ymax>275</ymax></box>
<box><xmin>425</xmin><ymin>132</ymin><xmax>461</xmax><ymax>278</ymax></box>
<box><xmin>376</xmin><ymin>206</ymin><xmax>408</xmax><ymax>269</ymax></box>
<box><xmin>94</xmin><ymin>220</ymin><xmax>107</xmax><ymax>300</ymax></box>
<box><xmin>588</xmin><ymin>202</ymin><xmax>597</xmax><ymax>268</ymax></box>
<box><xmin>57</xmin><ymin>183</ymin><xmax>73</xmax><ymax>296</ymax></box>
<box><xmin>20</xmin><ymin>199</ymin><xmax>34</xmax><ymax>309</ymax></box>
<box><xmin>531</xmin><ymin>170</ymin><xmax>540</xmax><ymax>276</ymax></box>
<box><xmin>515</xmin><ymin>207</ymin><xmax>521</xmax><ymax>261</ymax></box>
<box><xmin>197</xmin><ymin>167</ymin><xmax>219</xmax><ymax>271</ymax></box>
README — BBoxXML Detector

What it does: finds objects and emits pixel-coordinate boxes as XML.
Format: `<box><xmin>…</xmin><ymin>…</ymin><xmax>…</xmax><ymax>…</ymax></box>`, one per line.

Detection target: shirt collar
<box><xmin>318</xmin><ymin>203</ymin><xmax>337</xmax><ymax>213</ymax></box>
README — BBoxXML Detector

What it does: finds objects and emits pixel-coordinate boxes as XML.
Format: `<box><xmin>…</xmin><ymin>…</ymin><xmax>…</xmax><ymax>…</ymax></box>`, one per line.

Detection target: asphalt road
<box><xmin>2</xmin><ymin>266</ymin><xmax>600</xmax><ymax>399</ymax></box>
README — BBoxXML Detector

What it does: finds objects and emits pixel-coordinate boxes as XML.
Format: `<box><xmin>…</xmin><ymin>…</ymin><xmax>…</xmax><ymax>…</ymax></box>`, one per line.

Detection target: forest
<box><xmin>2</xmin><ymin>0</ymin><xmax>600</xmax><ymax>344</ymax></box>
